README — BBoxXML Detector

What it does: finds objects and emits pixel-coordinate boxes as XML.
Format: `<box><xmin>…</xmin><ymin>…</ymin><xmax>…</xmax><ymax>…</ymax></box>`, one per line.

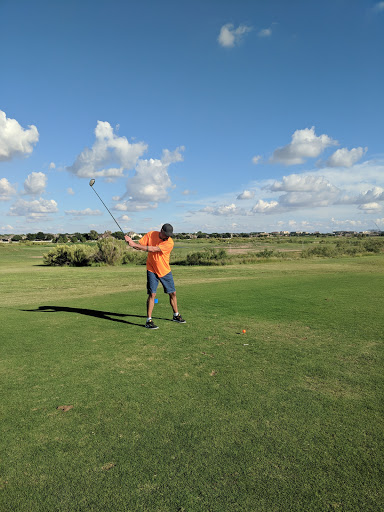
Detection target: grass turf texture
<box><xmin>0</xmin><ymin>246</ymin><xmax>383</xmax><ymax>511</ymax></box>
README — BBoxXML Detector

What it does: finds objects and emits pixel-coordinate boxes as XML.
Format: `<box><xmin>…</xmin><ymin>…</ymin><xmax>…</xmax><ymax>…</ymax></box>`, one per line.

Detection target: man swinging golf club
<box><xmin>124</xmin><ymin>224</ymin><xmax>186</xmax><ymax>329</ymax></box>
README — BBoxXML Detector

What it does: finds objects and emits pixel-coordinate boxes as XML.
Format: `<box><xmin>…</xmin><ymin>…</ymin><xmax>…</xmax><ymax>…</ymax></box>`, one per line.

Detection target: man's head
<box><xmin>160</xmin><ymin>223</ymin><xmax>173</xmax><ymax>240</ymax></box>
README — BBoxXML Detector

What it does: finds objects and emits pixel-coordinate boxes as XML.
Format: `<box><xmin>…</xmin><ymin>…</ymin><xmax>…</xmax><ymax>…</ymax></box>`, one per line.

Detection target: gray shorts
<box><xmin>147</xmin><ymin>270</ymin><xmax>176</xmax><ymax>294</ymax></box>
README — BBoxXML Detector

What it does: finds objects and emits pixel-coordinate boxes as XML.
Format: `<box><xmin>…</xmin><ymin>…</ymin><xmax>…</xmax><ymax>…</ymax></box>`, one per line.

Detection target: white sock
<box><xmin>173</xmin><ymin>312</ymin><xmax>179</xmax><ymax>317</ymax></box>
<box><xmin>147</xmin><ymin>317</ymin><xmax>151</xmax><ymax>321</ymax></box>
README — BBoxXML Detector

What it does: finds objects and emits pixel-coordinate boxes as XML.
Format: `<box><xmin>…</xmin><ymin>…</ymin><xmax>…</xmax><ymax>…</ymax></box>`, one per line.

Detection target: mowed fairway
<box><xmin>1</xmin><ymin>245</ymin><xmax>383</xmax><ymax>511</ymax></box>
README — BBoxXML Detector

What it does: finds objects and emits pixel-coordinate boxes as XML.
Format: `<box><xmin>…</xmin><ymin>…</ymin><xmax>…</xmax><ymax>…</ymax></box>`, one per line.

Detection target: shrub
<box><xmin>70</xmin><ymin>245</ymin><xmax>95</xmax><ymax>266</ymax></box>
<box><xmin>363</xmin><ymin>239</ymin><xmax>384</xmax><ymax>253</ymax></box>
<box><xmin>121</xmin><ymin>250</ymin><xmax>147</xmax><ymax>265</ymax></box>
<box><xmin>255</xmin><ymin>248</ymin><xmax>275</xmax><ymax>258</ymax></box>
<box><xmin>184</xmin><ymin>248</ymin><xmax>228</xmax><ymax>266</ymax></box>
<box><xmin>43</xmin><ymin>245</ymin><xmax>75</xmax><ymax>266</ymax></box>
<box><xmin>301</xmin><ymin>245</ymin><xmax>338</xmax><ymax>258</ymax></box>
<box><xmin>94</xmin><ymin>238</ymin><xmax>126</xmax><ymax>266</ymax></box>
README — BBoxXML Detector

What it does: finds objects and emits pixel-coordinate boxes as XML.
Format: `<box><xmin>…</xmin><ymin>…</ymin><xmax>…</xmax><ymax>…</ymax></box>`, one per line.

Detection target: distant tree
<box><xmin>56</xmin><ymin>234</ymin><xmax>68</xmax><ymax>243</ymax></box>
<box><xmin>74</xmin><ymin>232</ymin><xmax>86</xmax><ymax>242</ymax></box>
<box><xmin>71</xmin><ymin>236</ymin><xmax>78</xmax><ymax>243</ymax></box>
<box><xmin>36</xmin><ymin>231</ymin><xmax>45</xmax><ymax>240</ymax></box>
<box><xmin>112</xmin><ymin>231</ymin><xmax>125</xmax><ymax>240</ymax></box>
<box><xmin>26</xmin><ymin>233</ymin><xmax>36</xmax><ymax>241</ymax></box>
<box><xmin>11</xmin><ymin>235</ymin><xmax>22</xmax><ymax>242</ymax></box>
<box><xmin>89</xmin><ymin>230</ymin><xmax>99</xmax><ymax>240</ymax></box>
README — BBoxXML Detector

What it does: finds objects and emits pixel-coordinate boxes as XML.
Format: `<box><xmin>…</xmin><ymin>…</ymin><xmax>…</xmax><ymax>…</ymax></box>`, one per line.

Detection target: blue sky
<box><xmin>1</xmin><ymin>0</ymin><xmax>383</xmax><ymax>234</ymax></box>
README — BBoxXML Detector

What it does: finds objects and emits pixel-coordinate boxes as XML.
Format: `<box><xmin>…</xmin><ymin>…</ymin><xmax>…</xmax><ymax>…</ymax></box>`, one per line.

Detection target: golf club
<box><xmin>89</xmin><ymin>179</ymin><xmax>125</xmax><ymax>234</ymax></box>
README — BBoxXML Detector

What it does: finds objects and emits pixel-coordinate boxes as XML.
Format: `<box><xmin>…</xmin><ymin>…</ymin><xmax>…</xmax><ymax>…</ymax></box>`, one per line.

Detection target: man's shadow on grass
<box><xmin>22</xmin><ymin>306</ymin><xmax>172</xmax><ymax>328</ymax></box>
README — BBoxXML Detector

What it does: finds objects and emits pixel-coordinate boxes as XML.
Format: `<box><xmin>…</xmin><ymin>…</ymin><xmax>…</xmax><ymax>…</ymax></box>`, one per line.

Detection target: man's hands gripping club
<box><xmin>124</xmin><ymin>235</ymin><xmax>162</xmax><ymax>253</ymax></box>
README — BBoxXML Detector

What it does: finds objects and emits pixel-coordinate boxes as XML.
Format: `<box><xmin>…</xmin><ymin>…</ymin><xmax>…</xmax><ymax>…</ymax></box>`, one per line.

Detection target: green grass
<box><xmin>0</xmin><ymin>245</ymin><xmax>383</xmax><ymax>511</ymax></box>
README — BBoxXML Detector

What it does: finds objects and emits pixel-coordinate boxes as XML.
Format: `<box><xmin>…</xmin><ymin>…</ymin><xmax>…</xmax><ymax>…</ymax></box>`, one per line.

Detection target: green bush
<box><xmin>44</xmin><ymin>238</ymin><xmax>130</xmax><ymax>266</ymax></box>
<box><xmin>94</xmin><ymin>238</ymin><xmax>126</xmax><ymax>266</ymax></box>
<box><xmin>301</xmin><ymin>245</ymin><xmax>338</xmax><ymax>258</ymax></box>
<box><xmin>255</xmin><ymin>248</ymin><xmax>275</xmax><ymax>258</ymax></box>
<box><xmin>70</xmin><ymin>245</ymin><xmax>95</xmax><ymax>266</ymax></box>
<box><xmin>184</xmin><ymin>248</ymin><xmax>228</xmax><ymax>266</ymax></box>
<box><xmin>121</xmin><ymin>250</ymin><xmax>147</xmax><ymax>265</ymax></box>
<box><xmin>43</xmin><ymin>245</ymin><xmax>76</xmax><ymax>266</ymax></box>
<box><xmin>301</xmin><ymin>238</ymin><xmax>384</xmax><ymax>259</ymax></box>
<box><xmin>363</xmin><ymin>238</ymin><xmax>384</xmax><ymax>253</ymax></box>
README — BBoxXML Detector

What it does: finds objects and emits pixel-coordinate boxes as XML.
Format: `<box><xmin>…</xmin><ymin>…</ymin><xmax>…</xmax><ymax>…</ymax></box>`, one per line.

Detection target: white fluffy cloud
<box><xmin>0</xmin><ymin>178</ymin><xmax>17</xmax><ymax>200</ymax></box>
<box><xmin>270</xmin><ymin>127</ymin><xmax>338</xmax><ymax>165</ymax></box>
<box><xmin>358</xmin><ymin>202</ymin><xmax>381</xmax><ymax>213</ymax></box>
<box><xmin>354</xmin><ymin>186</ymin><xmax>384</xmax><ymax>204</ymax></box>
<box><xmin>114</xmin><ymin>201</ymin><xmax>158</xmax><ymax>212</ymax></box>
<box><xmin>252</xmin><ymin>199</ymin><xmax>279</xmax><ymax>213</ymax></box>
<box><xmin>67</xmin><ymin>121</ymin><xmax>147</xmax><ymax>178</ymax></box>
<box><xmin>270</xmin><ymin>174</ymin><xmax>338</xmax><ymax>193</ymax></box>
<box><xmin>266</xmin><ymin>174</ymin><xmax>342</xmax><ymax>209</ymax></box>
<box><xmin>65</xmin><ymin>208</ymin><xmax>102</xmax><ymax>216</ymax></box>
<box><xmin>218</xmin><ymin>23</ymin><xmax>252</xmax><ymax>48</ymax></box>
<box><xmin>199</xmin><ymin>203</ymin><xmax>242</xmax><ymax>216</ymax></box>
<box><xmin>252</xmin><ymin>155</ymin><xmax>262</xmax><ymax>165</ymax></box>
<box><xmin>257</xmin><ymin>168</ymin><xmax>384</xmax><ymax>214</ymax></box>
<box><xmin>9</xmin><ymin>198</ymin><xmax>58</xmax><ymax>218</ymax></box>
<box><xmin>0</xmin><ymin>110</ymin><xmax>39</xmax><ymax>162</ymax></box>
<box><xmin>23</xmin><ymin>172</ymin><xmax>47</xmax><ymax>195</ymax></box>
<box><xmin>237</xmin><ymin>190</ymin><xmax>255</xmax><ymax>200</ymax></box>
<box><xmin>325</xmin><ymin>147</ymin><xmax>367</xmax><ymax>168</ymax></box>
<box><xmin>121</xmin><ymin>147</ymin><xmax>184</xmax><ymax>208</ymax></box>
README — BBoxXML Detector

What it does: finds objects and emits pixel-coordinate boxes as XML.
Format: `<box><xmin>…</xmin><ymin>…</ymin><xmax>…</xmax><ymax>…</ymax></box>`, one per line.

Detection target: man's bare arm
<box><xmin>124</xmin><ymin>235</ymin><xmax>161</xmax><ymax>253</ymax></box>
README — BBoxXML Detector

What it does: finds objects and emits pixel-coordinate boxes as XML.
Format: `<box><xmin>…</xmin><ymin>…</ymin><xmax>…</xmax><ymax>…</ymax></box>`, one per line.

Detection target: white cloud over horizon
<box><xmin>185</xmin><ymin>158</ymin><xmax>384</xmax><ymax>231</ymax></box>
<box><xmin>9</xmin><ymin>198</ymin><xmax>58</xmax><ymax>220</ymax></box>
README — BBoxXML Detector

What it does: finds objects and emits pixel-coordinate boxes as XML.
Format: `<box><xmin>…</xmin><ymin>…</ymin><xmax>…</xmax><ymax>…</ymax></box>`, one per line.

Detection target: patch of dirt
<box><xmin>102</xmin><ymin>462</ymin><xmax>116</xmax><ymax>471</ymax></box>
<box><xmin>57</xmin><ymin>405</ymin><xmax>73</xmax><ymax>412</ymax></box>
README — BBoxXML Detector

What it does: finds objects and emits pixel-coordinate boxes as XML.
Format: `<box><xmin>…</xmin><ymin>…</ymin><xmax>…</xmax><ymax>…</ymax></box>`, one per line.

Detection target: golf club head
<box><xmin>89</xmin><ymin>179</ymin><xmax>95</xmax><ymax>187</ymax></box>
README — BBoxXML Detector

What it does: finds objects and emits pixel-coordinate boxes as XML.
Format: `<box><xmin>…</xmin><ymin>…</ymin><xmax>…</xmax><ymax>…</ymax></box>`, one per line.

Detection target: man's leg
<box><xmin>169</xmin><ymin>291</ymin><xmax>178</xmax><ymax>314</ymax></box>
<box><xmin>145</xmin><ymin>271</ymin><xmax>159</xmax><ymax>329</ymax></box>
<box><xmin>147</xmin><ymin>293</ymin><xmax>156</xmax><ymax>319</ymax></box>
<box><xmin>169</xmin><ymin>291</ymin><xmax>186</xmax><ymax>323</ymax></box>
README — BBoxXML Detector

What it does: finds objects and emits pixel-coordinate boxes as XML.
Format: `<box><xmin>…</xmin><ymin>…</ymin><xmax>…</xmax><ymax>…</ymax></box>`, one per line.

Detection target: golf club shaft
<box><xmin>91</xmin><ymin>186</ymin><xmax>124</xmax><ymax>234</ymax></box>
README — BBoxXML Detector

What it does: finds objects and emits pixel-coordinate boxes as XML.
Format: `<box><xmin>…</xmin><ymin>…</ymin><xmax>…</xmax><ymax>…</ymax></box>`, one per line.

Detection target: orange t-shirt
<box><xmin>139</xmin><ymin>231</ymin><xmax>174</xmax><ymax>278</ymax></box>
